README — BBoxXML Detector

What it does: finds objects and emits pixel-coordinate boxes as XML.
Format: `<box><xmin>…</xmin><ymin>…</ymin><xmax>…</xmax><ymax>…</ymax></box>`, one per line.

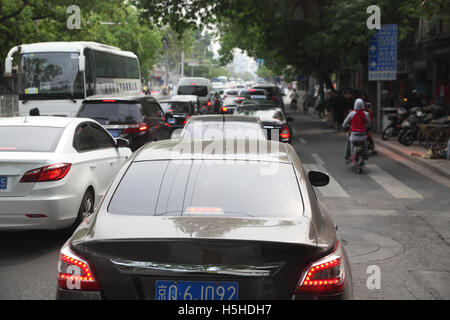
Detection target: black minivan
<box><xmin>77</xmin><ymin>96</ymin><xmax>171</xmax><ymax>151</ymax></box>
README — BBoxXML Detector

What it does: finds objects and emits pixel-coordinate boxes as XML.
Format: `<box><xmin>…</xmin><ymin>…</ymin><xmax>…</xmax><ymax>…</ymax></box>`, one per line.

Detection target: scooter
<box><xmin>353</xmin><ymin>140</ymin><xmax>366</xmax><ymax>174</ymax></box>
<box><xmin>398</xmin><ymin>108</ymin><xmax>431</xmax><ymax>146</ymax></box>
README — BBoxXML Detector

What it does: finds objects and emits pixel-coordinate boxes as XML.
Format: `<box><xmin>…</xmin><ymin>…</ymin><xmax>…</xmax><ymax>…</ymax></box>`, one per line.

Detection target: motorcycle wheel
<box><xmin>402</xmin><ymin>132</ymin><xmax>415</xmax><ymax>146</ymax></box>
<box><xmin>382</xmin><ymin>126</ymin><xmax>394</xmax><ymax>140</ymax></box>
<box><xmin>397</xmin><ymin>129</ymin><xmax>407</xmax><ymax>144</ymax></box>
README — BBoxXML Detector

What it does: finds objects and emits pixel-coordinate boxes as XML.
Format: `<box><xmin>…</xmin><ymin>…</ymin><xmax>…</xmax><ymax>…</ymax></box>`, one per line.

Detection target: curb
<box><xmin>373</xmin><ymin>136</ymin><xmax>450</xmax><ymax>180</ymax></box>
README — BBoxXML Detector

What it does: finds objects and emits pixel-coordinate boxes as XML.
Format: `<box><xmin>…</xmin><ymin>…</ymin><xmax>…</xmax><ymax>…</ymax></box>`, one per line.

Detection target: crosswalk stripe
<box><xmin>365</xmin><ymin>164</ymin><xmax>423</xmax><ymax>199</ymax></box>
<box><xmin>303</xmin><ymin>164</ymin><xmax>350</xmax><ymax>198</ymax></box>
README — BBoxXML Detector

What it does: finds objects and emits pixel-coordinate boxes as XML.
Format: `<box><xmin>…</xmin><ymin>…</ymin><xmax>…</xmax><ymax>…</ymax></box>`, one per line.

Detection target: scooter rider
<box><xmin>342</xmin><ymin>98</ymin><xmax>372</xmax><ymax>162</ymax></box>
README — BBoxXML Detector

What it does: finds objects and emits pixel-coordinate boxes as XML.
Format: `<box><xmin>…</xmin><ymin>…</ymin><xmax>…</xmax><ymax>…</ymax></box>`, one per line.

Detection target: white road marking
<box><xmin>299</xmin><ymin>138</ymin><xmax>307</xmax><ymax>144</ymax></box>
<box><xmin>311</xmin><ymin>153</ymin><xmax>325</xmax><ymax>165</ymax></box>
<box><xmin>365</xmin><ymin>164</ymin><xmax>423</xmax><ymax>199</ymax></box>
<box><xmin>303</xmin><ymin>163</ymin><xmax>350</xmax><ymax>198</ymax></box>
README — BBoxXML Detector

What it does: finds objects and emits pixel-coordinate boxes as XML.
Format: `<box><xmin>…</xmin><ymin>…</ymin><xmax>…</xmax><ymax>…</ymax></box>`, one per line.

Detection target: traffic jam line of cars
<box><xmin>0</xmin><ymin>78</ymin><xmax>352</xmax><ymax>300</ymax></box>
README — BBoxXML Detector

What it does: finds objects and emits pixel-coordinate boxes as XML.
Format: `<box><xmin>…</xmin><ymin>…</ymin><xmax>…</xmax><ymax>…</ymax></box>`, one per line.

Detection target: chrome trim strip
<box><xmin>110</xmin><ymin>259</ymin><xmax>285</xmax><ymax>277</ymax></box>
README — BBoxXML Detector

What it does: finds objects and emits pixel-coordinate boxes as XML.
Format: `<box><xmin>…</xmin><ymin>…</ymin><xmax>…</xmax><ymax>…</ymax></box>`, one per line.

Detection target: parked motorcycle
<box><xmin>398</xmin><ymin>108</ymin><xmax>432</xmax><ymax>146</ymax></box>
<box><xmin>381</xmin><ymin>107</ymin><xmax>408</xmax><ymax>140</ymax></box>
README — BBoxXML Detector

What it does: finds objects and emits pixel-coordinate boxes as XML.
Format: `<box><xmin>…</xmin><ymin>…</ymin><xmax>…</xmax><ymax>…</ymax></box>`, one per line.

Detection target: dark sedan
<box><xmin>159</xmin><ymin>99</ymin><xmax>195</xmax><ymax>133</ymax></box>
<box><xmin>56</xmin><ymin>139</ymin><xmax>352</xmax><ymax>300</ymax></box>
<box><xmin>234</xmin><ymin>104</ymin><xmax>294</xmax><ymax>143</ymax></box>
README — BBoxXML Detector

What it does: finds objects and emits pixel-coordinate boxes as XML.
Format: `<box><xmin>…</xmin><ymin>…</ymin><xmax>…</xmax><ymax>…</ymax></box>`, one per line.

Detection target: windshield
<box><xmin>178</xmin><ymin>85</ymin><xmax>208</xmax><ymax>97</ymax></box>
<box><xmin>108</xmin><ymin>160</ymin><xmax>303</xmax><ymax>218</ymax></box>
<box><xmin>182</xmin><ymin>121</ymin><xmax>266</xmax><ymax>140</ymax></box>
<box><xmin>0</xmin><ymin>126</ymin><xmax>64</xmax><ymax>152</ymax></box>
<box><xmin>78</xmin><ymin>103</ymin><xmax>143</xmax><ymax>124</ymax></box>
<box><xmin>235</xmin><ymin>107</ymin><xmax>285</xmax><ymax>122</ymax></box>
<box><xmin>19</xmin><ymin>52</ymin><xmax>84</xmax><ymax>100</ymax></box>
<box><xmin>160</xmin><ymin>102</ymin><xmax>191</xmax><ymax>114</ymax></box>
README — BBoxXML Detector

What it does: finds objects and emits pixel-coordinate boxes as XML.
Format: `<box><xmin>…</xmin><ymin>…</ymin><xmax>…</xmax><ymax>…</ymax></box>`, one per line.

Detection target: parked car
<box><xmin>252</xmin><ymin>84</ymin><xmax>285</xmax><ymax>111</ymax></box>
<box><xmin>77</xmin><ymin>95</ymin><xmax>171</xmax><ymax>152</ymax></box>
<box><xmin>56</xmin><ymin>138</ymin><xmax>352</xmax><ymax>300</ymax></box>
<box><xmin>158</xmin><ymin>98</ymin><xmax>195</xmax><ymax>133</ymax></box>
<box><xmin>0</xmin><ymin>116</ymin><xmax>131</xmax><ymax>231</ymax></box>
<box><xmin>177</xmin><ymin>77</ymin><xmax>214</xmax><ymax>114</ymax></box>
<box><xmin>176</xmin><ymin>115</ymin><xmax>266</xmax><ymax>140</ymax></box>
<box><xmin>234</xmin><ymin>104</ymin><xmax>294</xmax><ymax>143</ymax></box>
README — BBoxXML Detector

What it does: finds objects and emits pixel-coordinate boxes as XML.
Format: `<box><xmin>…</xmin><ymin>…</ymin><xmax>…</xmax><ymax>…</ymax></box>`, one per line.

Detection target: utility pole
<box><xmin>181</xmin><ymin>50</ymin><xmax>184</xmax><ymax>77</ymax></box>
<box><xmin>162</xmin><ymin>37</ymin><xmax>169</xmax><ymax>86</ymax></box>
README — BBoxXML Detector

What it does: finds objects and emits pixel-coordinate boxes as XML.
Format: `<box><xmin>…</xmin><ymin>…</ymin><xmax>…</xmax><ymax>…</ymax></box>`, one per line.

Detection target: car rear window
<box><xmin>108</xmin><ymin>160</ymin><xmax>303</xmax><ymax>218</ymax></box>
<box><xmin>160</xmin><ymin>102</ymin><xmax>191</xmax><ymax>114</ymax></box>
<box><xmin>235</xmin><ymin>107</ymin><xmax>285</xmax><ymax>122</ymax></box>
<box><xmin>178</xmin><ymin>86</ymin><xmax>208</xmax><ymax>97</ymax></box>
<box><xmin>0</xmin><ymin>126</ymin><xmax>64</xmax><ymax>152</ymax></box>
<box><xmin>78</xmin><ymin>103</ymin><xmax>143</xmax><ymax>124</ymax></box>
<box><xmin>255</xmin><ymin>87</ymin><xmax>274</xmax><ymax>96</ymax></box>
<box><xmin>239</xmin><ymin>90</ymin><xmax>266</xmax><ymax>96</ymax></box>
<box><xmin>182</xmin><ymin>121</ymin><xmax>265</xmax><ymax>140</ymax></box>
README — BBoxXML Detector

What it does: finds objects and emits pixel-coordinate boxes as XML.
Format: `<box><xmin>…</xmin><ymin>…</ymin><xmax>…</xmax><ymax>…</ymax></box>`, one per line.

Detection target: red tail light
<box><xmin>183</xmin><ymin>115</ymin><xmax>191</xmax><ymax>125</ymax></box>
<box><xmin>207</xmin><ymin>101</ymin><xmax>212</xmax><ymax>107</ymax></box>
<box><xmin>20</xmin><ymin>163</ymin><xmax>71</xmax><ymax>183</ymax></box>
<box><xmin>123</xmin><ymin>123</ymin><xmax>148</xmax><ymax>134</ymax></box>
<box><xmin>221</xmin><ymin>107</ymin><xmax>228</xmax><ymax>113</ymax></box>
<box><xmin>280</xmin><ymin>125</ymin><xmax>290</xmax><ymax>140</ymax></box>
<box><xmin>270</xmin><ymin>96</ymin><xmax>277</xmax><ymax>101</ymax></box>
<box><xmin>295</xmin><ymin>241</ymin><xmax>346</xmax><ymax>295</ymax></box>
<box><xmin>102</xmin><ymin>99</ymin><xmax>116</xmax><ymax>103</ymax></box>
<box><xmin>58</xmin><ymin>243</ymin><xmax>100</xmax><ymax>291</ymax></box>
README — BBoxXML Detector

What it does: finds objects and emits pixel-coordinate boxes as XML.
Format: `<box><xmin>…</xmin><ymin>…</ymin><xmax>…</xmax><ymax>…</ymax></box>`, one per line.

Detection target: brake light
<box><xmin>295</xmin><ymin>241</ymin><xmax>346</xmax><ymax>295</ymax></box>
<box><xmin>20</xmin><ymin>163</ymin><xmax>71</xmax><ymax>183</ymax></box>
<box><xmin>123</xmin><ymin>123</ymin><xmax>148</xmax><ymax>134</ymax></box>
<box><xmin>183</xmin><ymin>115</ymin><xmax>191</xmax><ymax>125</ymax></box>
<box><xmin>58</xmin><ymin>243</ymin><xmax>100</xmax><ymax>291</ymax></box>
<box><xmin>207</xmin><ymin>101</ymin><xmax>212</xmax><ymax>107</ymax></box>
<box><xmin>221</xmin><ymin>107</ymin><xmax>228</xmax><ymax>113</ymax></box>
<box><xmin>102</xmin><ymin>99</ymin><xmax>116</xmax><ymax>103</ymax></box>
<box><xmin>280</xmin><ymin>125</ymin><xmax>290</xmax><ymax>140</ymax></box>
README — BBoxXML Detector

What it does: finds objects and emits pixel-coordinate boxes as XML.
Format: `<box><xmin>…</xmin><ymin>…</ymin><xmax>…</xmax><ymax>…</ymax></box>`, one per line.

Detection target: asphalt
<box><xmin>0</xmin><ymin>107</ymin><xmax>449</xmax><ymax>300</ymax></box>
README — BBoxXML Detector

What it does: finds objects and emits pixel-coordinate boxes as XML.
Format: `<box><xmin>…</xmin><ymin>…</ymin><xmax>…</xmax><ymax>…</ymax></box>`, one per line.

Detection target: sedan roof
<box><xmin>0</xmin><ymin>116</ymin><xmax>81</xmax><ymax>128</ymax></box>
<box><xmin>134</xmin><ymin>139</ymin><xmax>292</xmax><ymax>164</ymax></box>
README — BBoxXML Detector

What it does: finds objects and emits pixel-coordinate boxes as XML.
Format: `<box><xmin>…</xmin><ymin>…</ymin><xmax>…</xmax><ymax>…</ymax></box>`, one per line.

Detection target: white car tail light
<box><xmin>295</xmin><ymin>241</ymin><xmax>346</xmax><ymax>295</ymax></box>
<box><xmin>57</xmin><ymin>242</ymin><xmax>100</xmax><ymax>291</ymax></box>
<box><xmin>20</xmin><ymin>163</ymin><xmax>71</xmax><ymax>183</ymax></box>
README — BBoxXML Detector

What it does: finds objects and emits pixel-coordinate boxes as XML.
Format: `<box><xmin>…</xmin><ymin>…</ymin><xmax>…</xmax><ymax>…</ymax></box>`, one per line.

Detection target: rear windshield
<box><xmin>182</xmin><ymin>121</ymin><xmax>265</xmax><ymax>140</ymax></box>
<box><xmin>255</xmin><ymin>87</ymin><xmax>274</xmax><ymax>96</ymax></box>
<box><xmin>108</xmin><ymin>160</ymin><xmax>303</xmax><ymax>218</ymax></box>
<box><xmin>239</xmin><ymin>90</ymin><xmax>267</xmax><ymax>96</ymax></box>
<box><xmin>160</xmin><ymin>102</ymin><xmax>191</xmax><ymax>114</ymax></box>
<box><xmin>0</xmin><ymin>126</ymin><xmax>63</xmax><ymax>152</ymax></box>
<box><xmin>235</xmin><ymin>107</ymin><xmax>285</xmax><ymax>122</ymax></box>
<box><xmin>78</xmin><ymin>103</ymin><xmax>142</xmax><ymax>124</ymax></box>
<box><xmin>178</xmin><ymin>86</ymin><xmax>208</xmax><ymax>97</ymax></box>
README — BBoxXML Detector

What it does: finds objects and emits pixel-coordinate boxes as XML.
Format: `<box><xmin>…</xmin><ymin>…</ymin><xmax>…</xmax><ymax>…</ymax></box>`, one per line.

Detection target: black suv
<box><xmin>77</xmin><ymin>96</ymin><xmax>171</xmax><ymax>151</ymax></box>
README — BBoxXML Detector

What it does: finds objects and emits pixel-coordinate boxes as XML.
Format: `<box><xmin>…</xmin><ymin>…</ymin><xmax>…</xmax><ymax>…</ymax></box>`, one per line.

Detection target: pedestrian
<box><xmin>326</xmin><ymin>90</ymin><xmax>336</xmax><ymax>127</ymax></box>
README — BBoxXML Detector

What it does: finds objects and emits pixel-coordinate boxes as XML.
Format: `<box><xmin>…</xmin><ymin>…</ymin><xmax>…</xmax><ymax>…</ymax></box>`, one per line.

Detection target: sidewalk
<box><xmin>373</xmin><ymin>135</ymin><xmax>450</xmax><ymax>180</ymax></box>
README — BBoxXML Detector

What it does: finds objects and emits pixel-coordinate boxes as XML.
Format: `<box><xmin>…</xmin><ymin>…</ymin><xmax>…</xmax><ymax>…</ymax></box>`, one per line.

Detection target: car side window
<box><xmin>142</xmin><ymin>101</ymin><xmax>155</xmax><ymax>118</ymax></box>
<box><xmin>89</xmin><ymin>123</ymin><xmax>116</xmax><ymax>149</ymax></box>
<box><xmin>74</xmin><ymin>123</ymin><xmax>97</xmax><ymax>152</ymax></box>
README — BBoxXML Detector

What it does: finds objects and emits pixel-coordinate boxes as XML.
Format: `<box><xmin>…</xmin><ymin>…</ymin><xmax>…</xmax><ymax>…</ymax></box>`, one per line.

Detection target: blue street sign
<box><xmin>369</xmin><ymin>24</ymin><xmax>398</xmax><ymax>81</ymax></box>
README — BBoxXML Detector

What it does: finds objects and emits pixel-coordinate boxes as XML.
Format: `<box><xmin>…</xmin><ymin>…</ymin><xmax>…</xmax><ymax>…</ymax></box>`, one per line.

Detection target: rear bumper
<box><xmin>56</xmin><ymin>288</ymin><xmax>102</xmax><ymax>300</ymax></box>
<box><xmin>0</xmin><ymin>193</ymin><xmax>80</xmax><ymax>230</ymax></box>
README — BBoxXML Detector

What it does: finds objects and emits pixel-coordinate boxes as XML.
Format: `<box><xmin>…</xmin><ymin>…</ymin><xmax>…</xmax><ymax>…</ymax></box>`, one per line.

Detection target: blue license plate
<box><xmin>251</xmin><ymin>95</ymin><xmax>265</xmax><ymax>99</ymax></box>
<box><xmin>108</xmin><ymin>129</ymin><xmax>119</xmax><ymax>138</ymax></box>
<box><xmin>155</xmin><ymin>280</ymin><xmax>238</xmax><ymax>300</ymax></box>
<box><xmin>168</xmin><ymin>118</ymin><xmax>176</xmax><ymax>124</ymax></box>
<box><xmin>0</xmin><ymin>176</ymin><xmax>7</xmax><ymax>190</ymax></box>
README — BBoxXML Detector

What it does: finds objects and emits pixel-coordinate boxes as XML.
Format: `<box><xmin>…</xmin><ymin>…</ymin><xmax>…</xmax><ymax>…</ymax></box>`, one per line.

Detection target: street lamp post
<box><xmin>162</xmin><ymin>37</ymin><xmax>169</xmax><ymax>86</ymax></box>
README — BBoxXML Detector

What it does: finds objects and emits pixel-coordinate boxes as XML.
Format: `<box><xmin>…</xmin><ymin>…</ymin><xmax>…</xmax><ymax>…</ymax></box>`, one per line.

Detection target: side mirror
<box><xmin>4</xmin><ymin>57</ymin><xmax>13</xmax><ymax>75</ymax></box>
<box><xmin>78</xmin><ymin>54</ymin><xmax>85</xmax><ymax>72</ymax></box>
<box><xmin>115</xmin><ymin>138</ymin><xmax>129</xmax><ymax>148</ymax></box>
<box><xmin>308</xmin><ymin>171</ymin><xmax>330</xmax><ymax>187</ymax></box>
<box><xmin>287</xmin><ymin>117</ymin><xmax>294</xmax><ymax>123</ymax></box>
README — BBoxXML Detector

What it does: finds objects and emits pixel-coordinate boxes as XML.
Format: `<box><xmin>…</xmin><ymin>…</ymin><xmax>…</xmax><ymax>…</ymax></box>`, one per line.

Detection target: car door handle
<box><xmin>90</xmin><ymin>163</ymin><xmax>97</xmax><ymax>170</ymax></box>
<box><xmin>109</xmin><ymin>159</ymin><xmax>115</xmax><ymax>166</ymax></box>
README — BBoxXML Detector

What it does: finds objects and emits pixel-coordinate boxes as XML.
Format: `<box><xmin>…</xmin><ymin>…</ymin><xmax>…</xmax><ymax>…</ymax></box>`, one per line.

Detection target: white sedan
<box><xmin>0</xmin><ymin>116</ymin><xmax>132</xmax><ymax>230</ymax></box>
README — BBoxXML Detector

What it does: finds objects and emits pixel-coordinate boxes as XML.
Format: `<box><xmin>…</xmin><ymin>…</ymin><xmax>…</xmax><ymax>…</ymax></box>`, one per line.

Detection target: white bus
<box><xmin>4</xmin><ymin>42</ymin><xmax>141</xmax><ymax>116</ymax></box>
